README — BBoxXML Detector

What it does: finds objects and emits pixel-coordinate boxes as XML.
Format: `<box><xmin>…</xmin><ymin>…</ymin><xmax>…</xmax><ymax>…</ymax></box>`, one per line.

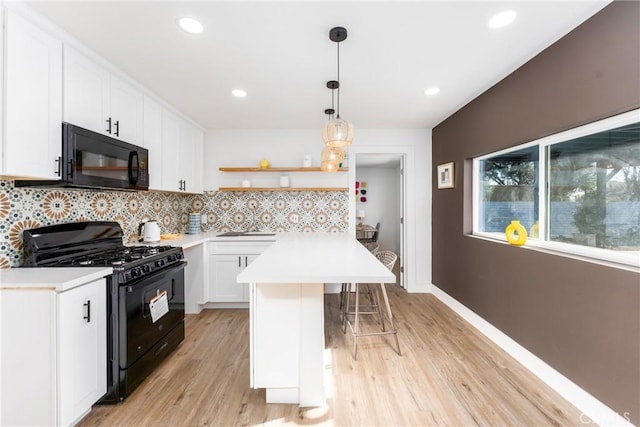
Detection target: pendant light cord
<box><xmin>336</xmin><ymin>41</ymin><xmax>341</xmax><ymax>119</ymax></box>
<box><xmin>331</xmin><ymin>86</ymin><xmax>335</xmax><ymax>120</ymax></box>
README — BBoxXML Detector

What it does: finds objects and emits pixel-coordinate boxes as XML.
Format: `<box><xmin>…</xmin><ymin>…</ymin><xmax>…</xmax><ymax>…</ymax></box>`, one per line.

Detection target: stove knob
<box><xmin>155</xmin><ymin>259</ymin><xmax>165</xmax><ymax>268</ymax></box>
<box><xmin>141</xmin><ymin>264</ymin><xmax>150</xmax><ymax>274</ymax></box>
<box><xmin>168</xmin><ymin>254</ymin><xmax>177</xmax><ymax>263</ymax></box>
<box><xmin>131</xmin><ymin>267</ymin><xmax>141</xmax><ymax>278</ymax></box>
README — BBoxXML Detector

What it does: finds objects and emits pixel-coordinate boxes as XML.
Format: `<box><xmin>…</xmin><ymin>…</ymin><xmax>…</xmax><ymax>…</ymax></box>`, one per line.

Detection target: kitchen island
<box><xmin>237</xmin><ymin>232</ymin><xmax>395</xmax><ymax>407</ymax></box>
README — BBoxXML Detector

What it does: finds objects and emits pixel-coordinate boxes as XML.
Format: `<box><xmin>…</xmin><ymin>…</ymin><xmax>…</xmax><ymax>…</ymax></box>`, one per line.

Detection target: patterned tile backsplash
<box><xmin>0</xmin><ymin>180</ymin><xmax>348</xmax><ymax>268</ymax></box>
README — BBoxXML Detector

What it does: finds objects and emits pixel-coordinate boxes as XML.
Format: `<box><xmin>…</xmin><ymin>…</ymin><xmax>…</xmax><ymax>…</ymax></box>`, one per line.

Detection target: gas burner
<box><xmin>146</xmin><ymin>248</ymin><xmax>159</xmax><ymax>255</ymax></box>
<box><xmin>112</xmin><ymin>249</ymin><xmax>130</xmax><ymax>258</ymax></box>
<box><xmin>78</xmin><ymin>259</ymin><xmax>93</xmax><ymax>266</ymax></box>
<box><xmin>110</xmin><ymin>259</ymin><xmax>125</xmax><ymax>266</ymax></box>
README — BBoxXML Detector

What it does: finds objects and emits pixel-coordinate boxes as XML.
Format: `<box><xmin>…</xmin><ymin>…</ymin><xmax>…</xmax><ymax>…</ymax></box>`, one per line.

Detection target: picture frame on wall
<box><xmin>437</xmin><ymin>162</ymin><xmax>455</xmax><ymax>189</ymax></box>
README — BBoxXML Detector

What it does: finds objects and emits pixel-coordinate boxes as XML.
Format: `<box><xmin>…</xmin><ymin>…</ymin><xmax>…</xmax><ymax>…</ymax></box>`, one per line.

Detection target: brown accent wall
<box><xmin>432</xmin><ymin>1</ymin><xmax>640</xmax><ymax>423</ymax></box>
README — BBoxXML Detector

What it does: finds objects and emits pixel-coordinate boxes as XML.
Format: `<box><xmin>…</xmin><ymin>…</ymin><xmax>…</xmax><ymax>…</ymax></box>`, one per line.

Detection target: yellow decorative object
<box><xmin>505</xmin><ymin>220</ymin><xmax>527</xmax><ymax>246</ymax></box>
<box><xmin>259</xmin><ymin>159</ymin><xmax>270</xmax><ymax>169</ymax></box>
<box><xmin>529</xmin><ymin>221</ymin><xmax>539</xmax><ymax>239</ymax></box>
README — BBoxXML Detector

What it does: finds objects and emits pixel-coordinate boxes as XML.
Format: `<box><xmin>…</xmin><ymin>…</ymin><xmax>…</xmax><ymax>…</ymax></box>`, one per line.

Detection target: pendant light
<box><xmin>321</xmin><ymin>82</ymin><xmax>345</xmax><ymax>172</ymax></box>
<box><xmin>322</xmin><ymin>27</ymin><xmax>354</xmax><ymax>148</ymax></box>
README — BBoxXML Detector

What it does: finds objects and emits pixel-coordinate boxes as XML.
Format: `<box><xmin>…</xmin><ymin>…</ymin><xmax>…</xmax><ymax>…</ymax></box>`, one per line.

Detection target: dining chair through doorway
<box><xmin>358</xmin><ymin>222</ymin><xmax>380</xmax><ymax>244</ymax></box>
<box><xmin>342</xmin><ymin>250</ymin><xmax>401</xmax><ymax>360</ymax></box>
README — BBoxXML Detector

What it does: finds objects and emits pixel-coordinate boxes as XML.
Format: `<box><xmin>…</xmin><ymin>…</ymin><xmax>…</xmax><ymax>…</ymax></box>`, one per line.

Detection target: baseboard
<box><xmin>429</xmin><ymin>284</ymin><xmax>634</xmax><ymax>427</ymax></box>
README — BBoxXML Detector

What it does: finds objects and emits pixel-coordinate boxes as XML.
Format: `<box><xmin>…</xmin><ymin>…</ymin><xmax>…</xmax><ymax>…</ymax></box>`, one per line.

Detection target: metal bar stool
<box><xmin>343</xmin><ymin>250</ymin><xmax>401</xmax><ymax>360</ymax></box>
<box><xmin>340</xmin><ymin>242</ymin><xmax>379</xmax><ymax>316</ymax></box>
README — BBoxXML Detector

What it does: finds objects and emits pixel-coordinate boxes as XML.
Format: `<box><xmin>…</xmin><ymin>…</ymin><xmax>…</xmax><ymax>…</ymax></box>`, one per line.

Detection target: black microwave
<box><xmin>17</xmin><ymin>123</ymin><xmax>149</xmax><ymax>191</ymax></box>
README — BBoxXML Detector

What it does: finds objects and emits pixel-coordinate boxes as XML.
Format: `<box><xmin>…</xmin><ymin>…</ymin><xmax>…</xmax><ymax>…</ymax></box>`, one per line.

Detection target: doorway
<box><xmin>355</xmin><ymin>153</ymin><xmax>406</xmax><ymax>288</ymax></box>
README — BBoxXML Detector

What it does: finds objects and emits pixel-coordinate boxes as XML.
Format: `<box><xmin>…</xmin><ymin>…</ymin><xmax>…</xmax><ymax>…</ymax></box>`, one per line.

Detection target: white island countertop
<box><xmin>0</xmin><ymin>267</ymin><xmax>113</xmax><ymax>292</ymax></box>
<box><xmin>237</xmin><ymin>232</ymin><xmax>395</xmax><ymax>284</ymax></box>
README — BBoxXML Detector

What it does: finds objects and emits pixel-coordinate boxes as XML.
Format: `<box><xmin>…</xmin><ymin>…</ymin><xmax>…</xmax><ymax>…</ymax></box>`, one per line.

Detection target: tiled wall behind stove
<box><xmin>0</xmin><ymin>180</ymin><xmax>348</xmax><ymax>268</ymax></box>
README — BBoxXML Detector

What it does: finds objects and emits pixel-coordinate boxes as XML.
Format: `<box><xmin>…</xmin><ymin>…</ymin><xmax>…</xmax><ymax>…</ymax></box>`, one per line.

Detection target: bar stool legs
<box><xmin>343</xmin><ymin>281</ymin><xmax>401</xmax><ymax>360</ymax></box>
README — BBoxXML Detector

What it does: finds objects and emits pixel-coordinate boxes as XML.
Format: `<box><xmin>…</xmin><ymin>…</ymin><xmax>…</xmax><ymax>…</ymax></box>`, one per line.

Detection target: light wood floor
<box><xmin>79</xmin><ymin>286</ymin><xmax>586</xmax><ymax>426</ymax></box>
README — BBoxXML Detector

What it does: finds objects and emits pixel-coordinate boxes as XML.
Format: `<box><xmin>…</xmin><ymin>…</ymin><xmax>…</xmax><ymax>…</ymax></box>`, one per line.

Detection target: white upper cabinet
<box><xmin>110</xmin><ymin>74</ymin><xmax>143</xmax><ymax>144</ymax></box>
<box><xmin>161</xmin><ymin>108</ymin><xmax>180</xmax><ymax>192</ymax></box>
<box><xmin>3</xmin><ymin>9</ymin><xmax>62</xmax><ymax>179</ymax></box>
<box><xmin>143</xmin><ymin>94</ymin><xmax>163</xmax><ymax>190</ymax></box>
<box><xmin>0</xmin><ymin>4</ymin><xmax>5</xmax><ymax>174</ymax></box>
<box><xmin>180</xmin><ymin>119</ymin><xmax>204</xmax><ymax>194</ymax></box>
<box><xmin>161</xmin><ymin>108</ymin><xmax>203</xmax><ymax>193</ymax></box>
<box><xmin>63</xmin><ymin>45</ymin><xmax>142</xmax><ymax>145</ymax></box>
<box><xmin>2</xmin><ymin>6</ymin><xmax>203</xmax><ymax>189</ymax></box>
<box><xmin>62</xmin><ymin>45</ymin><xmax>108</xmax><ymax>136</ymax></box>
<box><xmin>193</xmin><ymin>126</ymin><xmax>204</xmax><ymax>193</ymax></box>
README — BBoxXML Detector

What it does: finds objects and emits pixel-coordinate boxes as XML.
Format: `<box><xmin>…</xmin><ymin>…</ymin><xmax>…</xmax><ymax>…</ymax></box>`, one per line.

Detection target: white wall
<box><xmin>204</xmin><ymin>129</ymin><xmax>347</xmax><ymax>190</ymax></box>
<box><xmin>205</xmin><ymin>128</ymin><xmax>432</xmax><ymax>293</ymax></box>
<box><xmin>356</xmin><ymin>166</ymin><xmax>400</xmax><ymax>253</ymax></box>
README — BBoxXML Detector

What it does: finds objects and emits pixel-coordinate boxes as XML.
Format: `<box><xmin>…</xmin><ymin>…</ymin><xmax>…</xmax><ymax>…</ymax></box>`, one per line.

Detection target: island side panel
<box><xmin>252</xmin><ymin>283</ymin><xmax>301</xmax><ymax>402</ymax></box>
<box><xmin>250</xmin><ymin>282</ymin><xmax>326</xmax><ymax>406</ymax></box>
<box><xmin>298</xmin><ymin>283</ymin><xmax>325</xmax><ymax>407</ymax></box>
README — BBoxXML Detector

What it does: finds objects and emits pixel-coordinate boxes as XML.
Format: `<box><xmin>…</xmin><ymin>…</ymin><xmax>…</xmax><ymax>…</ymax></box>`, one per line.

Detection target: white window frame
<box><xmin>472</xmin><ymin>109</ymin><xmax>640</xmax><ymax>268</ymax></box>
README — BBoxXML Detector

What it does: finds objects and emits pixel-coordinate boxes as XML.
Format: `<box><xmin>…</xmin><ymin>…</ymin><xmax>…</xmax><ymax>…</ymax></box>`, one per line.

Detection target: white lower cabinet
<box><xmin>210</xmin><ymin>253</ymin><xmax>257</xmax><ymax>302</ymax></box>
<box><xmin>206</xmin><ymin>241</ymin><xmax>273</xmax><ymax>304</ymax></box>
<box><xmin>1</xmin><ymin>278</ymin><xmax>107</xmax><ymax>426</ymax></box>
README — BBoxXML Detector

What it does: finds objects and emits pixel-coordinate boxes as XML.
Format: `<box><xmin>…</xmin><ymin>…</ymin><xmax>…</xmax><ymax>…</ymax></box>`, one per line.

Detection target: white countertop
<box><xmin>1</xmin><ymin>232</ymin><xmax>278</xmax><ymax>291</ymax></box>
<box><xmin>0</xmin><ymin>267</ymin><xmax>113</xmax><ymax>292</ymax></box>
<box><xmin>237</xmin><ymin>232</ymin><xmax>395</xmax><ymax>284</ymax></box>
<box><xmin>137</xmin><ymin>231</ymin><xmax>280</xmax><ymax>249</ymax></box>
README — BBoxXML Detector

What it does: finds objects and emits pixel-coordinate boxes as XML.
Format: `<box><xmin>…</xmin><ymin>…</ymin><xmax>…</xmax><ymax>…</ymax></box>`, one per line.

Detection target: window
<box><xmin>473</xmin><ymin>110</ymin><xmax>640</xmax><ymax>267</ymax></box>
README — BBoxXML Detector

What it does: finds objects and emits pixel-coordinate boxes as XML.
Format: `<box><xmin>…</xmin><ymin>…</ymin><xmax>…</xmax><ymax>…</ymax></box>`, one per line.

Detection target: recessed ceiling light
<box><xmin>232</xmin><ymin>89</ymin><xmax>247</xmax><ymax>98</ymax></box>
<box><xmin>177</xmin><ymin>17</ymin><xmax>203</xmax><ymax>34</ymax></box>
<box><xmin>488</xmin><ymin>10</ymin><xmax>516</xmax><ymax>29</ymax></box>
<box><xmin>424</xmin><ymin>87</ymin><xmax>440</xmax><ymax>96</ymax></box>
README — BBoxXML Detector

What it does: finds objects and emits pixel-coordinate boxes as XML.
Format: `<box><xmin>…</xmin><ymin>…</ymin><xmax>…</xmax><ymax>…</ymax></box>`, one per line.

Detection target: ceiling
<box><xmin>26</xmin><ymin>1</ymin><xmax>610</xmax><ymax>131</ymax></box>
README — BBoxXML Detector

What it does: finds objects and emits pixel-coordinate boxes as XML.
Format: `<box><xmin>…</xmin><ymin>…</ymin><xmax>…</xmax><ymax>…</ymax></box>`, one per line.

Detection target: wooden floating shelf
<box><xmin>218</xmin><ymin>187</ymin><xmax>348</xmax><ymax>192</ymax></box>
<box><xmin>219</xmin><ymin>167</ymin><xmax>348</xmax><ymax>172</ymax></box>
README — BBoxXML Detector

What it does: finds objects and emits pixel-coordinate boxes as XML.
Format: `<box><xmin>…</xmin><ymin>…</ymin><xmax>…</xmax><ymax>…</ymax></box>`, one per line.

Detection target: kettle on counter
<box><xmin>138</xmin><ymin>220</ymin><xmax>161</xmax><ymax>243</ymax></box>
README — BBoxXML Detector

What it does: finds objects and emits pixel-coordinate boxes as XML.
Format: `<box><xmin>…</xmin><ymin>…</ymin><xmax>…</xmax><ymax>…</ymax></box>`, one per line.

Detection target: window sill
<box><xmin>467</xmin><ymin>233</ymin><xmax>640</xmax><ymax>272</ymax></box>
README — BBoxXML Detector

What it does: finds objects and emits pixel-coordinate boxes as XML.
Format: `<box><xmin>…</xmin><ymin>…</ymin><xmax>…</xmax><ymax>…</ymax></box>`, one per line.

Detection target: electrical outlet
<box><xmin>290</xmin><ymin>213</ymin><xmax>299</xmax><ymax>224</ymax></box>
<box><xmin>201</xmin><ymin>214</ymin><xmax>207</xmax><ymax>224</ymax></box>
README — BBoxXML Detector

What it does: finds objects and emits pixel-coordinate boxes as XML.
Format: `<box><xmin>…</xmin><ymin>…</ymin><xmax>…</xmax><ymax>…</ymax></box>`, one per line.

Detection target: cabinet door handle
<box><xmin>83</xmin><ymin>300</ymin><xmax>91</xmax><ymax>322</ymax></box>
<box><xmin>238</xmin><ymin>256</ymin><xmax>241</xmax><ymax>268</ymax></box>
<box><xmin>183</xmin><ymin>180</ymin><xmax>187</xmax><ymax>192</ymax></box>
<box><xmin>106</xmin><ymin>117</ymin><xmax>112</xmax><ymax>134</ymax></box>
<box><xmin>245</xmin><ymin>256</ymin><xmax>248</xmax><ymax>267</ymax></box>
<box><xmin>54</xmin><ymin>156</ymin><xmax>62</xmax><ymax>176</ymax></box>
<box><xmin>114</xmin><ymin>120</ymin><xmax>120</xmax><ymax>137</ymax></box>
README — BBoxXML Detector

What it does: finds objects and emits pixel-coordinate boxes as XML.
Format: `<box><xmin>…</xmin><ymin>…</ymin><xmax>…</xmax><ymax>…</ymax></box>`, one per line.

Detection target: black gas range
<box><xmin>22</xmin><ymin>221</ymin><xmax>186</xmax><ymax>403</ymax></box>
